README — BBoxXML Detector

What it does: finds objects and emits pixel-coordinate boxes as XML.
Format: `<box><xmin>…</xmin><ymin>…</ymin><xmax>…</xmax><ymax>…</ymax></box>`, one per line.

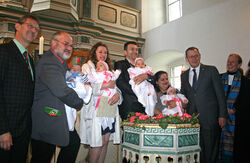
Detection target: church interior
<box><xmin>0</xmin><ymin>0</ymin><xmax>249</xmax><ymax>162</ymax></box>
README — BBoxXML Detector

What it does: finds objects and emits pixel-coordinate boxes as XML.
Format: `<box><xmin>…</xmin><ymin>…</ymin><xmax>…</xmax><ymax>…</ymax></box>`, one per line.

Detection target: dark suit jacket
<box><xmin>181</xmin><ymin>64</ymin><xmax>227</xmax><ymax>129</ymax></box>
<box><xmin>31</xmin><ymin>50</ymin><xmax>83</xmax><ymax>146</ymax></box>
<box><xmin>0</xmin><ymin>40</ymin><xmax>35</xmax><ymax>137</ymax></box>
<box><xmin>234</xmin><ymin>76</ymin><xmax>250</xmax><ymax>162</ymax></box>
<box><xmin>114</xmin><ymin>59</ymin><xmax>145</xmax><ymax>120</ymax></box>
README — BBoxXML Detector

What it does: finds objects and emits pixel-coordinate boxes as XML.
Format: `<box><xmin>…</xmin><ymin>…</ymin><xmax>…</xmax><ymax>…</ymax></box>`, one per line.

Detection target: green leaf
<box><xmin>159</xmin><ymin>122</ymin><xmax>168</xmax><ymax>129</ymax></box>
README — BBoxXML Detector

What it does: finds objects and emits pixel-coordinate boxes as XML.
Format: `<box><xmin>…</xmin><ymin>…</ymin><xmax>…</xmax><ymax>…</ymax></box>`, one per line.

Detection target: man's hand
<box><xmin>227</xmin><ymin>108</ymin><xmax>235</xmax><ymax>115</ymax></box>
<box><xmin>108</xmin><ymin>92</ymin><xmax>120</xmax><ymax>105</ymax></box>
<box><xmin>0</xmin><ymin>132</ymin><xmax>13</xmax><ymax>150</ymax></box>
<box><xmin>219</xmin><ymin>117</ymin><xmax>227</xmax><ymax>128</ymax></box>
<box><xmin>134</xmin><ymin>73</ymin><xmax>148</xmax><ymax>85</ymax></box>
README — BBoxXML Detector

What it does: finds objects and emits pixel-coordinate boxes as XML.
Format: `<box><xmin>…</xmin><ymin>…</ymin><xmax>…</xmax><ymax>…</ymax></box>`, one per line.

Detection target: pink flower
<box><xmin>173</xmin><ymin>113</ymin><xmax>180</xmax><ymax>117</ymax></box>
<box><xmin>155</xmin><ymin>113</ymin><xmax>164</xmax><ymax>120</ymax></box>
<box><xmin>139</xmin><ymin>114</ymin><xmax>149</xmax><ymax>120</ymax></box>
<box><xmin>130</xmin><ymin>116</ymin><xmax>137</xmax><ymax>123</ymax></box>
<box><xmin>183</xmin><ymin>113</ymin><xmax>191</xmax><ymax>119</ymax></box>
<box><xmin>135</xmin><ymin>112</ymin><xmax>143</xmax><ymax>116</ymax></box>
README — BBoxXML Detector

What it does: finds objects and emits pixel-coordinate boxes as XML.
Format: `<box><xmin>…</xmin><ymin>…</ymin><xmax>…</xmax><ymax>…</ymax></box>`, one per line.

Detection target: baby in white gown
<box><xmin>127</xmin><ymin>58</ymin><xmax>157</xmax><ymax>116</ymax></box>
<box><xmin>65</xmin><ymin>66</ymin><xmax>92</xmax><ymax>131</ymax></box>
<box><xmin>160</xmin><ymin>86</ymin><xmax>188</xmax><ymax>116</ymax></box>
<box><xmin>87</xmin><ymin>61</ymin><xmax>121</xmax><ymax>133</ymax></box>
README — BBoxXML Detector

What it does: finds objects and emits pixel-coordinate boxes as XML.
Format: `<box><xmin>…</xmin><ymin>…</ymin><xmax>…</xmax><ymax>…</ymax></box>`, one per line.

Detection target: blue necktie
<box><xmin>192</xmin><ymin>69</ymin><xmax>197</xmax><ymax>90</ymax></box>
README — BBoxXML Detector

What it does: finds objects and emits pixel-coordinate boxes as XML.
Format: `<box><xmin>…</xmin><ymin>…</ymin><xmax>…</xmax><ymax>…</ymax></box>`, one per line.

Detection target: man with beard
<box><xmin>0</xmin><ymin>14</ymin><xmax>40</xmax><ymax>163</ymax></box>
<box><xmin>30</xmin><ymin>31</ymin><xmax>84</xmax><ymax>163</ymax></box>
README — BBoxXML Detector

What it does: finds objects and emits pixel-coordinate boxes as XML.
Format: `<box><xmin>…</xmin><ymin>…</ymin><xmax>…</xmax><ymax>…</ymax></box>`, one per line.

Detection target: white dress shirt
<box><xmin>189</xmin><ymin>64</ymin><xmax>201</xmax><ymax>87</ymax></box>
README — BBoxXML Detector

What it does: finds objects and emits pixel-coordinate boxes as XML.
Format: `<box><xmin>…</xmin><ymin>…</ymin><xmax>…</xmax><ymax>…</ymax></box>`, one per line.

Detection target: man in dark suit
<box><xmin>181</xmin><ymin>47</ymin><xmax>227</xmax><ymax>163</ymax></box>
<box><xmin>30</xmin><ymin>31</ymin><xmax>84</xmax><ymax>163</ymax></box>
<box><xmin>0</xmin><ymin>15</ymin><xmax>40</xmax><ymax>163</ymax></box>
<box><xmin>114</xmin><ymin>41</ymin><xmax>153</xmax><ymax>120</ymax></box>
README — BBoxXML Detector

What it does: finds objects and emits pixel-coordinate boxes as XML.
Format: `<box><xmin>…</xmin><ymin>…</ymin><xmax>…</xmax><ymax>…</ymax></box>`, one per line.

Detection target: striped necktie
<box><xmin>22</xmin><ymin>51</ymin><xmax>34</xmax><ymax>81</ymax></box>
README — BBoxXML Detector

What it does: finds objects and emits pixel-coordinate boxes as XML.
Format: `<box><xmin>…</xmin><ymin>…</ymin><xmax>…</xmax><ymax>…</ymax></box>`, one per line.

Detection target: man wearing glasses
<box><xmin>30</xmin><ymin>31</ymin><xmax>84</xmax><ymax>163</ymax></box>
<box><xmin>180</xmin><ymin>47</ymin><xmax>227</xmax><ymax>163</ymax></box>
<box><xmin>0</xmin><ymin>15</ymin><xmax>40</xmax><ymax>162</ymax></box>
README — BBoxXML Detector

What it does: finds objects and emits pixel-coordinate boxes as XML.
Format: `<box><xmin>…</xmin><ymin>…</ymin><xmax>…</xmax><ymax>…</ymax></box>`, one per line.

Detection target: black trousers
<box><xmin>0</xmin><ymin>130</ymin><xmax>30</xmax><ymax>163</ymax></box>
<box><xmin>30</xmin><ymin>130</ymin><xmax>80</xmax><ymax>163</ymax></box>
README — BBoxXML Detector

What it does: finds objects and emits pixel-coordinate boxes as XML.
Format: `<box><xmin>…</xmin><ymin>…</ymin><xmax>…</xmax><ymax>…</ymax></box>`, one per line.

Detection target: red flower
<box><xmin>135</xmin><ymin>112</ymin><xmax>143</xmax><ymax>116</ymax></box>
<box><xmin>124</xmin><ymin>112</ymin><xmax>198</xmax><ymax>129</ymax></box>
<box><xmin>130</xmin><ymin>116</ymin><xmax>137</xmax><ymax>123</ymax></box>
<box><xmin>155</xmin><ymin>113</ymin><xmax>164</xmax><ymax>120</ymax></box>
<box><xmin>139</xmin><ymin>114</ymin><xmax>149</xmax><ymax>120</ymax></box>
<box><xmin>172</xmin><ymin>113</ymin><xmax>180</xmax><ymax>117</ymax></box>
<box><xmin>183</xmin><ymin>113</ymin><xmax>191</xmax><ymax>118</ymax></box>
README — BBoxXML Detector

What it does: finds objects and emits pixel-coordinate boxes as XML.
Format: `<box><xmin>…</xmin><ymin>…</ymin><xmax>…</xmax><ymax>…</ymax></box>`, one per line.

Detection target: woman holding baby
<box><xmin>79</xmin><ymin>42</ymin><xmax>121</xmax><ymax>163</ymax></box>
<box><xmin>153</xmin><ymin>71</ymin><xmax>187</xmax><ymax>116</ymax></box>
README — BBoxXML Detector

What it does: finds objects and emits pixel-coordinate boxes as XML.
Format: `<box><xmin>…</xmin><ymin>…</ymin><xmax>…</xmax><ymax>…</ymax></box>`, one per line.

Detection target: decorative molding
<box><xmin>120</xmin><ymin>11</ymin><xmax>137</xmax><ymax>28</ymax></box>
<box><xmin>122</xmin><ymin>123</ymin><xmax>200</xmax><ymax>162</ymax></box>
<box><xmin>80</xmin><ymin>36</ymin><xmax>90</xmax><ymax>43</ymax></box>
<box><xmin>98</xmin><ymin>4</ymin><xmax>117</xmax><ymax>23</ymax></box>
<box><xmin>178</xmin><ymin>134</ymin><xmax>198</xmax><ymax>147</ymax></box>
<box><xmin>144</xmin><ymin>134</ymin><xmax>173</xmax><ymax>147</ymax></box>
<box><xmin>122</xmin><ymin>145</ymin><xmax>200</xmax><ymax>155</ymax></box>
<box><xmin>82</xmin><ymin>0</ymin><xmax>91</xmax><ymax>18</ymax></box>
<box><xmin>99</xmin><ymin>0</ymin><xmax>140</xmax><ymax>13</ymax></box>
<box><xmin>71</xmin><ymin>0</ymin><xmax>77</xmax><ymax>7</ymax></box>
<box><xmin>0</xmin><ymin>3</ymin><xmax>145</xmax><ymax>44</ymax></box>
<box><xmin>124</xmin><ymin>132</ymin><xmax>140</xmax><ymax>145</ymax></box>
<box><xmin>8</xmin><ymin>23</ymin><xmax>15</xmax><ymax>32</ymax></box>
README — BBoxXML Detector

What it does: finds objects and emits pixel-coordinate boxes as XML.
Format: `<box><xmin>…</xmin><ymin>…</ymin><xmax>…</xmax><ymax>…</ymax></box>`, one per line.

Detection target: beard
<box><xmin>61</xmin><ymin>52</ymin><xmax>71</xmax><ymax>60</ymax></box>
<box><xmin>54</xmin><ymin>48</ymin><xmax>72</xmax><ymax>61</ymax></box>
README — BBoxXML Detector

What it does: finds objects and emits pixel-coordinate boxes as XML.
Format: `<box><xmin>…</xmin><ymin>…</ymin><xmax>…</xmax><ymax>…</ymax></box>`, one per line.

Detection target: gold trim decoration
<box><xmin>142</xmin><ymin>154</ymin><xmax>150</xmax><ymax>163</ymax></box>
<box><xmin>154</xmin><ymin>155</ymin><xmax>162</xmax><ymax>163</ymax></box>
<box><xmin>123</xmin><ymin>122</ymin><xmax>200</xmax><ymax>128</ymax></box>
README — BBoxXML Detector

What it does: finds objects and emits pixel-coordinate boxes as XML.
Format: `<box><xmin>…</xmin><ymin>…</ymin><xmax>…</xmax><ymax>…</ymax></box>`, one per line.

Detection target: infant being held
<box><xmin>160</xmin><ymin>86</ymin><xmax>188</xmax><ymax>116</ymax></box>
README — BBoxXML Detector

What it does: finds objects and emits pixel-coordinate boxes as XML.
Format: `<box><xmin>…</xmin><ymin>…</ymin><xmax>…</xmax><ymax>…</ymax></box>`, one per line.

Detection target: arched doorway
<box><xmin>145</xmin><ymin>50</ymin><xmax>187</xmax><ymax>89</ymax></box>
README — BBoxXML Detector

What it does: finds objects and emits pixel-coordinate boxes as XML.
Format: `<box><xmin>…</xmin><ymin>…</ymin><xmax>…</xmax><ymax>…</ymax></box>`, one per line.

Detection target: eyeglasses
<box><xmin>23</xmin><ymin>23</ymin><xmax>40</xmax><ymax>32</ymax></box>
<box><xmin>54</xmin><ymin>39</ymin><xmax>73</xmax><ymax>48</ymax></box>
<box><xmin>187</xmin><ymin>54</ymin><xmax>199</xmax><ymax>59</ymax></box>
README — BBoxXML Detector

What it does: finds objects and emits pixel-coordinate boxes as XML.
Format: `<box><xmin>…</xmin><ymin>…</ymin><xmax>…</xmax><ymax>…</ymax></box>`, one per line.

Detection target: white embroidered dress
<box><xmin>160</xmin><ymin>93</ymin><xmax>188</xmax><ymax>116</ymax></box>
<box><xmin>79</xmin><ymin>60</ymin><xmax>121</xmax><ymax>147</ymax></box>
<box><xmin>65</xmin><ymin>71</ymin><xmax>92</xmax><ymax>131</ymax></box>
<box><xmin>127</xmin><ymin>66</ymin><xmax>157</xmax><ymax>116</ymax></box>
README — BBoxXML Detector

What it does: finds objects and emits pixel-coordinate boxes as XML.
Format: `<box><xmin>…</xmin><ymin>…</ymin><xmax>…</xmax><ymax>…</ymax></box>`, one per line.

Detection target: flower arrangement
<box><xmin>123</xmin><ymin>112</ymin><xmax>199</xmax><ymax>129</ymax></box>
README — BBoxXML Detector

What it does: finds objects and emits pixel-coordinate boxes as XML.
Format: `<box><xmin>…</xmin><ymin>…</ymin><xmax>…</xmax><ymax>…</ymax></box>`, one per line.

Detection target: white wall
<box><xmin>141</xmin><ymin>0</ymin><xmax>166</xmax><ymax>33</ymax></box>
<box><xmin>143</xmin><ymin>0</ymin><xmax>250</xmax><ymax>73</ymax></box>
<box><xmin>182</xmin><ymin>0</ymin><xmax>227</xmax><ymax>16</ymax></box>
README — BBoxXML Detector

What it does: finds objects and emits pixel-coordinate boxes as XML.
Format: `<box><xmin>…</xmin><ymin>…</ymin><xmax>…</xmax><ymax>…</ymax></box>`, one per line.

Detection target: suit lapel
<box><xmin>8</xmin><ymin>40</ymin><xmax>33</xmax><ymax>80</ymax></box>
<box><xmin>185</xmin><ymin>69</ymin><xmax>192</xmax><ymax>89</ymax></box>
